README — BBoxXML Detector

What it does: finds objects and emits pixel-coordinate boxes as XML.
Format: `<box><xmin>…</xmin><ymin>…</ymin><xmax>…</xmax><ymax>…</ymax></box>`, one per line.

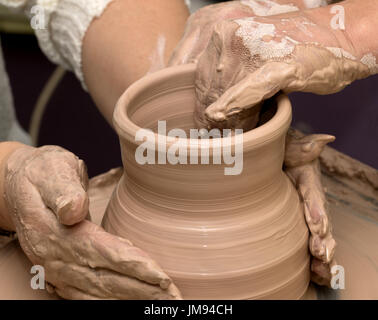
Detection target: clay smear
<box><xmin>302</xmin><ymin>0</ymin><xmax>328</xmax><ymax>9</ymax></box>
<box><xmin>360</xmin><ymin>53</ymin><xmax>378</xmax><ymax>74</ymax></box>
<box><xmin>240</xmin><ymin>0</ymin><xmax>299</xmax><ymax>16</ymax></box>
<box><xmin>147</xmin><ymin>34</ymin><xmax>167</xmax><ymax>74</ymax></box>
<box><xmin>325</xmin><ymin>48</ymin><xmax>377</xmax><ymax>74</ymax></box>
<box><xmin>235</xmin><ymin>17</ymin><xmax>297</xmax><ymax>60</ymax></box>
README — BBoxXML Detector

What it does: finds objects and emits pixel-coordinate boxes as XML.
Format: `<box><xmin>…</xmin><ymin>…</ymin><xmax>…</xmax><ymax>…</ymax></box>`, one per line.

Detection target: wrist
<box><xmin>299</xmin><ymin>0</ymin><xmax>377</xmax><ymax>75</ymax></box>
<box><xmin>273</xmin><ymin>0</ymin><xmax>330</xmax><ymax>10</ymax></box>
<box><xmin>345</xmin><ymin>0</ymin><xmax>378</xmax><ymax>57</ymax></box>
<box><xmin>313</xmin><ymin>0</ymin><xmax>378</xmax><ymax>58</ymax></box>
<box><xmin>0</xmin><ymin>142</ymin><xmax>27</xmax><ymax>231</ymax></box>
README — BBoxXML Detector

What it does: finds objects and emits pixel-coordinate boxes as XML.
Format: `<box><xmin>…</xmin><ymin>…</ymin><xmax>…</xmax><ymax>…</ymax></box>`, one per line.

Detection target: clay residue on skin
<box><xmin>325</xmin><ymin>47</ymin><xmax>356</xmax><ymax>60</ymax></box>
<box><xmin>204</xmin><ymin>40</ymin><xmax>372</xmax><ymax>124</ymax></box>
<box><xmin>325</xmin><ymin>48</ymin><xmax>378</xmax><ymax>74</ymax></box>
<box><xmin>360</xmin><ymin>53</ymin><xmax>378</xmax><ymax>74</ymax></box>
<box><xmin>240</xmin><ymin>0</ymin><xmax>299</xmax><ymax>16</ymax></box>
<box><xmin>203</xmin><ymin>44</ymin><xmax>372</xmax><ymax>124</ymax></box>
<box><xmin>147</xmin><ymin>34</ymin><xmax>167</xmax><ymax>74</ymax></box>
<box><xmin>168</xmin><ymin>1</ymin><xmax>258</xmax><ymax>66</ymax></box>
<box><xmin>3</xmin><ymin>146</ymin><xmax>180</xmax><ymax>300</ymax></box>
<box><xmin>234</xmin><ymin>17</ymin><xmax>297</xmax><ymax>60</ymax></box>
<box><xmin>302</xmin><ymin>0</ymin><xmax>329</xmax><ymax>9</ymax></box>
<box><xmin>284</xmin><ymin>129</ymin><xmax>337</xmax><ymax>286</ymax></box>
<box><xmin>193</xmin><ymin>12</ymin><xmax>376</xmax><ymax>128</ymax></box>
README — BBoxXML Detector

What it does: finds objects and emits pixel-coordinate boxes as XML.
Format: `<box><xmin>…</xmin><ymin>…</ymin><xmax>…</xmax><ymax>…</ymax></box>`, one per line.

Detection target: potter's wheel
<box><xmin>1</xmin><ymin>157</ymin><xmax>377</xmax><ymax>299</ymax></box>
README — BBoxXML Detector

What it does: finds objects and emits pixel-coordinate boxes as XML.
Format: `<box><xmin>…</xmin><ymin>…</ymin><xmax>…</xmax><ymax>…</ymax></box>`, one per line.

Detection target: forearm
<box><xmin>0</xmin><ymin>142</ymin><xmax>25</xmax><ymax>231</ymax></box>
<box><xmin>329</xmin><ymin>0</ymin><xmax>378</xmax><ymax>60</ymax></box>
<box><xmin>304</xmin><ymin>0</ymin><xmax>378</xmax><ymax>73</ymax></box>
<box><xmin>276</xmin><ymin>0</ymin><xmax>331</xmax><ymax>9</ymax></box>
<box><xmin>82</xmin><ymin>0</ymin><xmax>189</xmax><ymax>124</ymax></box>
<box><xmin>236</xmin><ymin>0</ymin><xmax>331</xmax><ymax>14</ymax></box>
<box><xmin>253</xmin><ymin>0</ymin><xmax>378</xmax><ymax>73</ymax></box>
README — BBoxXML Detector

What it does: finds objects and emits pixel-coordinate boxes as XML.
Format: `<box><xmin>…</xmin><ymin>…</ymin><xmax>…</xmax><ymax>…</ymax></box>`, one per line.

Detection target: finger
<box><xmin>46</xmin><ymin>260</ymin><xmax>182</xmax><ymax>300</ymax></box>
<box><xmin>294</xmin><ymin>164</ymin><xmax>336</xmax><ymax>263</ymax></box>
<box><xmin>285</xmin><ymin>133</ymin><xmax>335</xmax><ymax>167</ymax></box>
<box><xmin>55</xmin><ymin>286</ymin><xmax>102</xmax><ymax>300</ymax></box>
<box><xmin>168</xmin><ymin>28</ymin><xmax>201</xmax><ymax>66</ymax></box>
<box><xmin>8</xmin><ymin>179</ymin><xmax>179</xmax><ymax>299</ymax></box>
<box><xmin>4</xmin><ymin>173</ymin><xmax>60</xmax><ymax>265</ymax></box>
<box><xmin>297</xmin><ymin>164</ymin><xmax>329</xmax><ymax>237</ymax></box>
<box><xmin>6</xmin><ymin>166</ymin><xmax>91</xmax><ymax>266</ymax></box>
<box><xmin>204</xmin><ymin>61</ymin><xmax>297</xmax><ymax>123</ymax></box>
<box><xmin>61</xmin><ymin>220</ymin><xmax>173</xmax><ymax>289</ymax></box>
<box><xmin>310</xmin><ymin>258</ymin><xmax>333</xmax><ymax>287</ymax></box>
<box><xmin>309</xmin><ymin>233</ymin><xmax>336</xmax><ymax>264</ymax></box>
<box><xmin>29</xmin><ymin>146</ymin><xmax>90</xmax><ymax>225</ymax></box>
<box><xmin>78</xmin><ymin>159</ymin><xmax>89</xmax><ymax>191</ymax></box>
<box><xmin>302</xmin><ymin>187</ymin><xmax>329</xmax><ymax>237</ymax></box>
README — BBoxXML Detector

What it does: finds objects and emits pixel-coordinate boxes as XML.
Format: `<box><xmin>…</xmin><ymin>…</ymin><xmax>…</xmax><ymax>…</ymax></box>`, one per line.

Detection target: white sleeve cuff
<box><xmin>0</xmin><ymin>0</ymin><xmax>29</xmax><ymax>8</ymax></box>
<box><xmin>33</xmin><ymin>0</ymin><xmax>115</xmax><ymax>90</ymax></box>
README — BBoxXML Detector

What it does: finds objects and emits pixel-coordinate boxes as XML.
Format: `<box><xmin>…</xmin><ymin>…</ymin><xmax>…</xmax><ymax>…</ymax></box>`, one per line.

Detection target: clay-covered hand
<box><xmin>284</xmin><ymin>129</ymin><xmax>337</xmax><ymax>286</ymax></box>
<box><xmin>195</xmin><ymin>9</ymin><xmax>376</xmax><ymax>129</ymax></box>
<box><xmin>3</xmin><ymin>145</ymin><xmax>181</xmax><ymax>299</ymax></box>
<box><xmin>168</xmin><ymin>1</ymin><xmax>255</xmax><ymax>66</ymax></box>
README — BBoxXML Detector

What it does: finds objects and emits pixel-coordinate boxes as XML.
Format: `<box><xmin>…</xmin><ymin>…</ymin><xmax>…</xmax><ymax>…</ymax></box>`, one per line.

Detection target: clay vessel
<box><xmin>102</xmin><ymin>64</ymin><xmax>310</xmax><ymax>299</ymax></box>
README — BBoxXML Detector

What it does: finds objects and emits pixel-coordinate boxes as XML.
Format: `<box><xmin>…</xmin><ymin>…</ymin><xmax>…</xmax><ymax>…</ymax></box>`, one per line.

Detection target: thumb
<box><xmin>204</xmin><ymin>61</ymin><xmax>297</xmax><ymax>123</ymax></box>
<box><xmin>29</xmin><ymin>147</ymin><xmax>90</xmax><ymax>226</ymax></box>
<box><xmin>52</xmin><ymin>160</ymin><xmax>89</xmax><ymax>226</ymax></box>
<box><xmin>285</xmin><ymin>133</ymin><xmax>335</xmax><ymax>167</ymax></box>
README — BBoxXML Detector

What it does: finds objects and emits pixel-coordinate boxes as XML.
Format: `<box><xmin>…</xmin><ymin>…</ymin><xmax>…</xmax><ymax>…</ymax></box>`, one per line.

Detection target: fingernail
<box><xmin>212</xmin><ymin>112</ymin><xmax>226</xmax><ymax>121</ymax></box>
<box><xmin>57</xmin><ymin>194</ymin><xmax>88</xmax><ymax>225</ymax></box>
<box><xmin>225</xmin><ymin>107</ymin><xmax>242</xmax><ymax>117</ymax></box>
<box><xmin>302</xmin><ymin>142</ymin><xmax>313</xmax><ymax>152</ymax></box>
<box><xmin>159</xmin><ymin>277</ymin><xmax>172</xmax><ymax>290</ymax></box>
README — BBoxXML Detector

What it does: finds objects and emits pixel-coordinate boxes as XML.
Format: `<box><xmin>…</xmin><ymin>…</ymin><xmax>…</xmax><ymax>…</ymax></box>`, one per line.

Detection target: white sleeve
<box><xmin>0</xmin><ymin>0</ymin><xmax>115</xmax><ymax>89</ymax></box>
<box><xmin>0</xmin><ymin>0</ymin><xmax>29</xmax><ymax>8</ymax></box>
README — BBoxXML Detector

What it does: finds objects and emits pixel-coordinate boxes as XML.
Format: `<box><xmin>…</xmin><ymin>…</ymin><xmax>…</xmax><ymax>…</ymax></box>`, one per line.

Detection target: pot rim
<box><xmin>113</xmin><ymin>64</ymin><xmax>292</xmax><ymax>152</ymax></box>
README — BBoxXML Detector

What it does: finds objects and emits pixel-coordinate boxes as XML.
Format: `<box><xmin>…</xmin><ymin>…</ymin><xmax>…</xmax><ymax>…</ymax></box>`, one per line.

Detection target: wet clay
<box><xmin>320</xmin><ymin>146</ymin><xmax>378</xmax><ymax>191</ymax></box>
<box><xmin>319</xmin><ymin>159</ymin><xmax>378</xmax><ymax>300</ymax></box>
<box><xmin>1</xmin><ymin>148</ymin><xmax>376</xmax><ymax>299</ymax></box>
<box><xmin>101</xmin><ymin>64</ymin><xmax>310</xmax><ymax>299</ymax></box>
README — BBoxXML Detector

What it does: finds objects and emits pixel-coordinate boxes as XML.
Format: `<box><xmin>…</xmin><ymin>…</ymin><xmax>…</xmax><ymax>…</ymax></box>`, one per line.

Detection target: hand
<box><xmin>168</xmin><ymin>0</ymin><xmax>321</xmax><ymax>67</ymax></box>
<box><xmin>195</xmin><ymin>6</ymin><xmax>375</xmax><ymax>129</ymax></box>
<box><xmin>168</xmin><ymin>1</ymin><xmax>255</xmax><ymax>66</ymax></box>
<box><xmin>3</xmin><ymin>145</ymin><xmax>181</xmax><ymax>299</ymax></box>
<box><xmin>284</xmin><ymin>129</ymin><xmax>337</xmax><ymax>286</ymax></box>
